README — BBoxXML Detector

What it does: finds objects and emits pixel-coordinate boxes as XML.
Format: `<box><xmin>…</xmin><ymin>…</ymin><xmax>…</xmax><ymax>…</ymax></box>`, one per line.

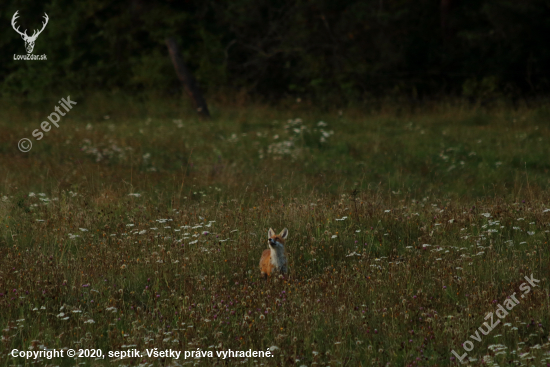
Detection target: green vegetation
<box><xmin>0</xmin><ymin>96</ymin><xmax>549</xmax><ymax>366</ymax></box>
<box><xmin>3</xmin><ymin>0</ymin><xmax>550</xmax><ymax>101</ymax></box>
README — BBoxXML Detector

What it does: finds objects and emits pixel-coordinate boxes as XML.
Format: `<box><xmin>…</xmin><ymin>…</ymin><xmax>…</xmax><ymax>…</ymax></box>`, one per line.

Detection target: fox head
<box><xmin>268</xmin><ymin>227</ymin><xmax>288</xmax><ymax>251</ymax></box>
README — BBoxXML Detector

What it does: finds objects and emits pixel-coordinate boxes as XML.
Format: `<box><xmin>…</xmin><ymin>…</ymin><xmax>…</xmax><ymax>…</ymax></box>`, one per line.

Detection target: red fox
<box><xmin>259</xmin><ymin>228</ymin><xmax>288</xmax><ymax>279</ymax></box>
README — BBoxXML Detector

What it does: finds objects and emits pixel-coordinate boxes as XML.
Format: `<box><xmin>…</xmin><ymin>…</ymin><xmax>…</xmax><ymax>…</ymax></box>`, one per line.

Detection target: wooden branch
<box><xmin>166</xmin><ymin>37</ymin><xmax>210</xmax><ymax>119</ymax></box>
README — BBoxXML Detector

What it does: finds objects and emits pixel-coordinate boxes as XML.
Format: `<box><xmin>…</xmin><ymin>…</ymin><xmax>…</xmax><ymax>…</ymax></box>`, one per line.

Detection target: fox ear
<box><xmin>268</xmin><ymin>228</ymin><xmax>275</xmax><ymax>238</ymax></box>
<box><xmin>279</xmin><ymin>228</ymin><xmax>288</xmax><ymax>239</ymax></box>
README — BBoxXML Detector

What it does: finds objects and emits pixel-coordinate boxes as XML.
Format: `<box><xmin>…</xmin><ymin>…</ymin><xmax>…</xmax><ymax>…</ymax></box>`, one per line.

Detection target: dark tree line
<box><xmin>1</xmin><ymin>0</ymin><xmax>549</xmax><ymax>101</ymax></box>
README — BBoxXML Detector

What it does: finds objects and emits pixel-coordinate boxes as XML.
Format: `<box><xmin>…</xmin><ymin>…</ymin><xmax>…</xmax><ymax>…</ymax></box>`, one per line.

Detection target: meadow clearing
<box><xmin>0</xmin><ymin>95</ymin><xmax>550</xmax><ymax>366</ymax></box>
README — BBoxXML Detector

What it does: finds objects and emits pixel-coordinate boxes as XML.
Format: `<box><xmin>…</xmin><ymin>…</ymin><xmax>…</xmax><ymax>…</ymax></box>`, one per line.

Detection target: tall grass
<box><xmin>0</xmin><ymin>94</ymin><xmax>549</xmax><ymax>366</ymax></box>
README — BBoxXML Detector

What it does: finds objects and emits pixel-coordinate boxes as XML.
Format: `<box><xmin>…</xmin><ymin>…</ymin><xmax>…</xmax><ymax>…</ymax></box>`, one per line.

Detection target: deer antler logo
<box><xmin>11</xmin><ymin>10</ymin><xmax>49</xmax><ymax>54</ymax></box>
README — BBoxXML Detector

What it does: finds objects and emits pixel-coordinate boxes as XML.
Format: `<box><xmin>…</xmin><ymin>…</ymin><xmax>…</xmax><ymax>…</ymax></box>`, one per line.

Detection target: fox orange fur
<box><xmin>259</xmin><ymin>228</ymin><xmax>288</xmax><ymax>279</ymax></box>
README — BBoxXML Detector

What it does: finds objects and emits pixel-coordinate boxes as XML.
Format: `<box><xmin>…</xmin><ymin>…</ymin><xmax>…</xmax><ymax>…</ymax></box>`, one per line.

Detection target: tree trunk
<box><xmin>166</xmin><ymin>37</ymin><xmax>210</xmax><ymax>119</ymax></box>
<box><xmin>441</xmin><ymin>0</ymin><xmax>460</xmax><ymax>41</ymax></box>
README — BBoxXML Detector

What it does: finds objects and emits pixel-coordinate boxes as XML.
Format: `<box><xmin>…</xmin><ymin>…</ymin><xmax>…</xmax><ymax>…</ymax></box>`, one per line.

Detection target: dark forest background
<box><xmin>1</xmin><ymin>0</ymin><xmax>550</xmax><ymax>103</ymax></box>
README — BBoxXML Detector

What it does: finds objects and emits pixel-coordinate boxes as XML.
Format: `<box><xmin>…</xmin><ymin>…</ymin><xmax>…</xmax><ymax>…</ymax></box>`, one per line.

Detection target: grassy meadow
<box><xmin>1</xmin><ymin>95</ymin><xmax>550</xmax><ymax>366</ymax></box>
